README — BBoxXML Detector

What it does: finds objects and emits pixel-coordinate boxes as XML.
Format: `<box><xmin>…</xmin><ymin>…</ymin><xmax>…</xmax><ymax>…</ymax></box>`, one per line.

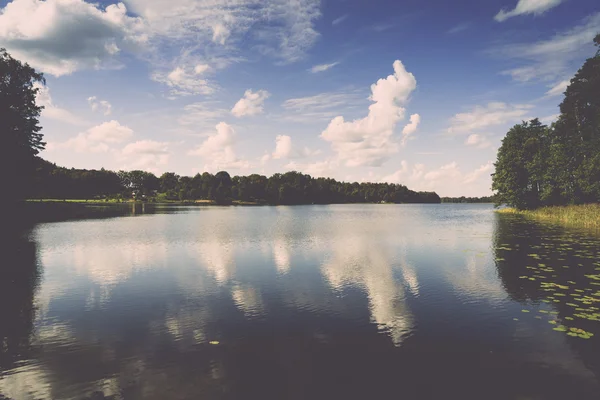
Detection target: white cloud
<box><xmin>423</xmin><ymin>162</ymin><xmax>461</xmax><ymax>183</ymax></box>
<box><xmin>447</xmin><ymin>102</ymin><xmax>532</xmax><ymax>135</ymax></box>
<box><xmin>188</xmin><ymin>122</ymin><xmax>250</xmax><ymax>172</ymax></box>
<box><xmin>231</xmin><ymin>89</ymin><xmax>270</xmax><ymax>117</ymax></box>
<box><xmin>272</xmin><ymin>135</ymin><xmax>319</xmax><ymax>160</ymax></box>
<box><xmin>494</xmin><ymin>0</ymin><xmax>562</xmax><ymax>22</ymax></box>
<box><xmin>283</xmin><ymin>92</ymin><xmax>353</xmax><ymax>111</ymax></box>
<box><xmin>0</xmin><ymin>0</ymin><xmax>322</xmax><ymax>83</ymax></box>
<box><xmin>124</xmin><ymin>0</ymin><xmax>321</xmax><ymax>64</ymax></box>
<box><xmin>545</xmin><ymin>79</ymin><xmax>570</xmax><ymax>97</ymax></box>
<box><xmin>320</xmin><ymin>60</ymin><xmax>418</xmax><ymax>167</ymax></box>
<box><xmin>401</xmin><ymin>113</ymin><xmax>420</xmax><ymax>144</ymax></box>
<box><xmin>281</xmin><ymin>91</ymin><xmax>364</xmax><ymax>123</ymax></box>
<box><xmin>492</xmin><ymin>12</ymin><xmax>600</xmax><ymax>81</ymax></box>
<box><xmin>120</xmin><ymin>140</ymin><xmax>170</xmax><ymax>171</ymax></box>
<box><xmin>47</xmin><ymin>134</ymin><xmax>109</xmax><ymax>154</ymax></box>
<box><xmin>382</xmin><ymin>161</ymin><xmax>494</xmax><ymax>197</ymax></box>
<box><xmin>0</xmin><ymin>0</ymin><xmax>147</xmax><ymax>76</ymax></box>
<box><xmin>463</xmin><ymin>161</ymin><xmax>494</xmax><ymax>184</ymax></box>
<box><xmin>309</xmin><ymin>62</ymin><xmax>339</xmax><ymax>73</ymax></box>
<box><xmin>178</xmin><ymin>102</ymin><xmax>229</xmax><ymax>127</ymax></box>
<box><xmin>465</xmin><ymin>134</ymin><xmax>492</xmax><ymax>149</ymax></box>
<box><xmin>152</xmin><ymin>65</ymin><xmax>216</xmax><ymax>97</ymax></box>
<box><xmin>284</xmin><ymin>159</ymin><xmax>338</xmax><ymax>178</ymax></box>
<box><xmin>48</xmin><ymin>120</ymin><xmax>133</xmax><ymax>153</ymax></box>
<box><xmin>273</xmin><ymin>135</ymin><xmax>293</xmax><ymax>159</ymax></box>
<box><xmin>380</xmin><ymin>160</ymin><xmax>410</xmax><ymax>183</ymax></box>
<box><xmin>194</xmin><ymin>64</ymin><xmax>210</xmax><ymax>74</ymax></box>
<box><xmin>260</xmin><ymin>153</ymin><xmax>271</xmax><ymax>165</ymax></box>
<box><xmin>34</xmin><ymin>83</ymin><xmax>87</xmax><ymax>126</ymax></box>
<box><xmin>332</xmin><ymin>14</ymin><xmax>348</xmax><ymax>26</ymax></box>
<box><xmin>87</xmin><ymin>96</ymin><xmax>112</xmax><ymax>115</ymax></box>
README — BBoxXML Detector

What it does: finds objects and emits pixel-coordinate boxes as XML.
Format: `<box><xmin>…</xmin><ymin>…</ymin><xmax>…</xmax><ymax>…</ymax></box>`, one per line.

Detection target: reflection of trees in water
<box><xmin>0</xmin><ymin>224</ymin><xmax>40</xmax><ymax>372</ymax></box>
<box><xmin>493</xmin><ymin>213</ymin><xmax>600</xmax><ymax>380</ymax></box>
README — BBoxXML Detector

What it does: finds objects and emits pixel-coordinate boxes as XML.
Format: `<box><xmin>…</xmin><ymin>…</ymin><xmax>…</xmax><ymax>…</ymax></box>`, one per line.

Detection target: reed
<box><xmin>496</xmin><ymin>204</ymin><xmax>600</xmax><ymax>229</ymax></box>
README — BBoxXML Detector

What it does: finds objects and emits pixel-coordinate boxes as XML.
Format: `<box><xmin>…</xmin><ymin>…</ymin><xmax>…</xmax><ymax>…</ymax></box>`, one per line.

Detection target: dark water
<box><xmin>2</xmin><ymin>204</ymin><xmax>600</xmax><ymax>400</ymax></box>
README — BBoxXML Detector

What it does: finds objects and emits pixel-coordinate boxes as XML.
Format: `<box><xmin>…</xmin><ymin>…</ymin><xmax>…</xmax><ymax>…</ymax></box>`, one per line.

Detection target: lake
<box><xmin>1</xmin><ymin>204</ymin><xmax>600</xmax><ymax>399</ymax></box>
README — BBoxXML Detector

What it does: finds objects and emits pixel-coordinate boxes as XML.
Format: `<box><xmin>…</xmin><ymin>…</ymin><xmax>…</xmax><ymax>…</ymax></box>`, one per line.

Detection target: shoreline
<box><xmin>496</xmin><ymin>204</ymin><xmax>600</xmax><ymax>230</ymax></box>
<box><xmin>12</xmin><ymin>201</ymin><xmax>501</xmax><ymax>225</ymax></box>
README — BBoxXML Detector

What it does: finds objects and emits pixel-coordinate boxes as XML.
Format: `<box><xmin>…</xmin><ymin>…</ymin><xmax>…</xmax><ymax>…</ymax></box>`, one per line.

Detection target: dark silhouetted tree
<box><xmin>1</xmin><ymin>48</ymin><xmax>45</xmax><ymax>203</ymax></box>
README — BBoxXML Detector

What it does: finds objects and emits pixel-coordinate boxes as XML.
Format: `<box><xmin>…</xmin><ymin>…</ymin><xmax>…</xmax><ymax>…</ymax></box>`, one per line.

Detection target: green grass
<box><xmin>497</xmin><ymin>204</ymin><xmax>600</xmax><ymax>229</ymax></box>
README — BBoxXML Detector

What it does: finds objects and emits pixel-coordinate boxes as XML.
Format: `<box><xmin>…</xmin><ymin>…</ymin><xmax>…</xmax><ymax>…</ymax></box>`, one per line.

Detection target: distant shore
<box><xmin>26</xmin><ymin>199</ymin><xmax>262</xmax><ymax>206</ymax></box>
<box><xmin>496</xmin><ymin>204</ymin><xmax>600</xmax><ymax>230</ymax></box>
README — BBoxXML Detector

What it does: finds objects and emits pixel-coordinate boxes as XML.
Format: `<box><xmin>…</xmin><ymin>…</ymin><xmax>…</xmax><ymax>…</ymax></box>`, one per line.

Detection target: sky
<box><xmin>1</xmin><ymin>0</ymin><xmax>599</xmax><ymax>196</ymax></box>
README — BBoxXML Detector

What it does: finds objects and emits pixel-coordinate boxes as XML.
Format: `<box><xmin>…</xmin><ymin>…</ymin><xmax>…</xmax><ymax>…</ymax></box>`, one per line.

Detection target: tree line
<box><xmin>0</xmin><ymin>47</ymin><xmax>440</xmax><ymax>207</ymax></box>
<box><xmin>31</xmin><ymin>158</ymin><xmax>441</xmax><ymax>205</ymax></box>
<box><xmin>493</xmin><ymin>35</ymin><xmax>600</xmax><ymax>210</ymax></box>
<box><xmin>440</xmin><ymin>196</ymin><xmax>495</xmax><ymax>203</ymax></box>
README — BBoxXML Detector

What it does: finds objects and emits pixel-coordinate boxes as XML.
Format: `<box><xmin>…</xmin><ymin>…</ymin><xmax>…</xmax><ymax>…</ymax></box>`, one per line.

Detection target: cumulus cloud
<box><xmin>47</xmin><ymin>120</ymin><xmax>133</xmax><ymax>153</ymax></box>
<box><xmin>401</xmin><ymin>113</ymin><xmax>420</xmax><ymax>145</ymax></box>
<box><xmin>87</xmin><ymin>96</ymin><xmax>112</xmax><ymax>115</ymax></box>
<box><xmin>495</xmin><ymin>0</ymin><xmax>562</xmax><ymax>22</ymax></box>
<box><xmin>120</xmin><ymin>140</ymin><xmax>170</xmax><ymax>171</ymax></box>
<box><xmin>284</xmin><ymin>159</ymin><xmax>338</xmax><ymax>178</ymax></box>
<box><xmin>447</xmin><ymin>102</ymin><xmax>533</xmax><ymax>135</ymax></box>
<box><xmin>381</xmin><ymin>160</ymin><xmax>495</xmax><ymax>196</ymax></box>
<box><xmin>0</xmin><ymin>0</ymin><xmax>147</xmax><ymax>76</ymax></box>
<box><xmin>463</xmin><ymin>161</ymin><xmax>494</xmax><ymax>184</ymax></box>
<box><xmin>188</xmin><ymin>122</ymin><xmax>250</xmax><ymax>171</ymax></box>
<box><xmin>545</xmin><ymin>79</ymin><xmax>570</xmax><ymax>97</ymax></box>
<box><xmin>273</xmin><ymin>135</ymin><xmax>293</xmax><ymax>159</ymax></box>
<box><xmin>231</xmin><ymin>89</ymin><xmax>270</xmax><ymax>117</ymax></box>
<box><xmin>309</xmin><ymin>62</ymin><xmax>339</xmax><ymax>73</ymax></box>
<box><xmin>272</xmin><ymin>135</ymin><xmax>319</xmax><ymax>160</ymax></box>
<box><xmin>320</xmin><ymin>60</ymin><xmax>418</xmax><ymax>167</ymax></box>
<box><xmin>34</xmin><ymin>83</ymin><xmax>88</xmax><ymax>126</ymax></box>
<box><xmin>491</xmin><ymin>12</ymin><xmax>600</xmax><ymax>82</ymax></box>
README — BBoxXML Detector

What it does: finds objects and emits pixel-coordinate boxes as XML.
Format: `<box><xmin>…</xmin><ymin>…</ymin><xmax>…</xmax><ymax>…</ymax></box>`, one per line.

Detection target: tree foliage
<box><xmin>493</xmin><ymin>35</ymin><xmax>600</xmax><ymax>209</ymax></box>
<box><xmin>441</xmin><ymin>196</ymin><xmax>495</xmax><ymax>203</ymax></box>
<box><xmin>31</xmin><ymin>160</ymin><xmax>441</xmax><ymax>205</ymax></box>
<box><xmin>0</xmin><ymin>48</ymin><xmax>45</xmax><ymax>203</ymax></box>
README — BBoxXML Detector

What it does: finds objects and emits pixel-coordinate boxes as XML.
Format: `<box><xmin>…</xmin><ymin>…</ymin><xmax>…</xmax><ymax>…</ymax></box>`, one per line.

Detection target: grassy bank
<box><xmin>496</xmin><ymin>204</ymin><xmax>600</xmax><ymax>229</ymax></box>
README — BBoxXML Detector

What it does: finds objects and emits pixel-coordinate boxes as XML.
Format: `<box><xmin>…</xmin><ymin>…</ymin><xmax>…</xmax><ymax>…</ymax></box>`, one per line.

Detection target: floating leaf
<box><xmin>553</xmin><ymin>326</ymin><xmax>568</xmax><ymax>332</ymax></box>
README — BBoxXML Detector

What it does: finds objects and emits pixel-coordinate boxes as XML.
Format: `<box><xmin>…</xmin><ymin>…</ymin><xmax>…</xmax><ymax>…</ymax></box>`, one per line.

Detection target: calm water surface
<box><xmin>2</xmin><ymin>204</ymin><xmax>600</xmax><ymax>399</ymax></box>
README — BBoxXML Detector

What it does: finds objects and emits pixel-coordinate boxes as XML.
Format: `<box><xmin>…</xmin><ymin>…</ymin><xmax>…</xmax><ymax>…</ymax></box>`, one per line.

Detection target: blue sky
<box><xmin>1</xmin><ymin>0</ymin><xmax>599</xmax><ymax>196</ymax></box>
